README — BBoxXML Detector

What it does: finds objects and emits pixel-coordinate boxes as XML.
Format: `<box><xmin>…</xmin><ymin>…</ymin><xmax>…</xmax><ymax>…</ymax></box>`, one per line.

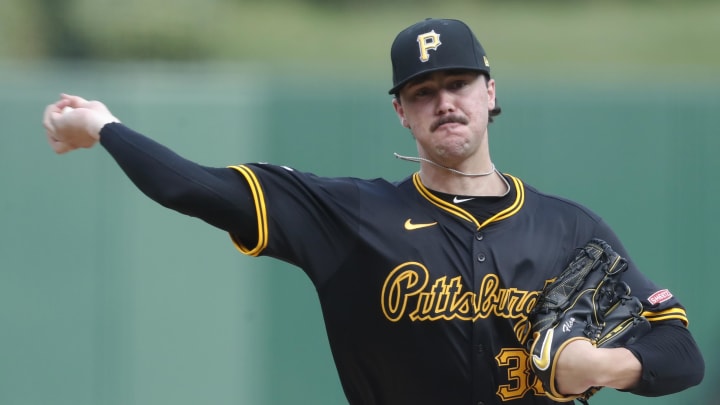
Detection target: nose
<box><xmin>435</xmin><ymin>89</ymin><xmax>455</xmax><ymax>115</ymax></box>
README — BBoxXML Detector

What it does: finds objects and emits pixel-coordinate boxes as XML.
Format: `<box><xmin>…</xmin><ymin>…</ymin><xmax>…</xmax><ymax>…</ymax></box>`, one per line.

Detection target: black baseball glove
<box><xmin>526</xmin><ymin>238</ymin><xmax>651</xmax><ymax>403</ymax></box>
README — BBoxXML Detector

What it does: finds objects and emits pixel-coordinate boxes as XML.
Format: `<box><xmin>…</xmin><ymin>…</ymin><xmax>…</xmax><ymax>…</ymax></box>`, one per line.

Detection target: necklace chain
<box><xmin>393</xmin><ymin>153</ymin><xmax>511</xmax><ymax>197</ymax></box>
<box><xmin>393</xmin><ymin>153</ymin><xmax>496</xmax><ymax>177</ymax></box>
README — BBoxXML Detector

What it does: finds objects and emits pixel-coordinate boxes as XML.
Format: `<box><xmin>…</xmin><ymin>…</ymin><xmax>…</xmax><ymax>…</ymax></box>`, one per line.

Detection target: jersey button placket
<box><xmin>476</xmin><ymin>232</ymin><xmax>486</xmax><ymax>262</ymax></box>
<box><xmin>472</xmin><ymin>230</ymin><xmax>494</xmax><ymax>405</ymax></box>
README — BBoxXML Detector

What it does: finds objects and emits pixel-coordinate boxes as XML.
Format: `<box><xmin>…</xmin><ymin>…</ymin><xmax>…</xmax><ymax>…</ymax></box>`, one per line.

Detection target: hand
<box><xmin>555</xmin><ymin>339</ymin><xmax>642</xmax><ymax>395</ymax></box>
<box><xmin>42</xmin><ymin>93</ymin><xmax>120</xmax><ymax>154</ymax></box>
<box><xmin>554</xmin><ymin>339</ymin><xmax>597</xmax><ymax>395</ymax></box>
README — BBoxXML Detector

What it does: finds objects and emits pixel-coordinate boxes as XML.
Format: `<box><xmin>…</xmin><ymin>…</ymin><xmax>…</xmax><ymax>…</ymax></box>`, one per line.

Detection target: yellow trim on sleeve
<box><xmin>642</xmin><ymin>307</ymin><xmax>689</xmax><ymax>326</ymax></box>
<box><xmin>227</xmin><ymin>165</ymin><xmax>268</xmax><ymax>256</ymax></box>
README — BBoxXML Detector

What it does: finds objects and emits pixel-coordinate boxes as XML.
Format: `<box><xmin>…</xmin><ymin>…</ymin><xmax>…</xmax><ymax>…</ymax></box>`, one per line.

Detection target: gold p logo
<box><xmin>416</xmin><ymin>30</ymin><xmax>441</xmax><ymax>62</ymax></box>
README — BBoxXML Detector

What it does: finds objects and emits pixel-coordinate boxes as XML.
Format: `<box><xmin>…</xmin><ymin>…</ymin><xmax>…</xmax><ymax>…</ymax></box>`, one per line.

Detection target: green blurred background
<box><xmin>1</xmin><ymin>1</ymin><xmax>718</xmax><ymax>404</ymax></box>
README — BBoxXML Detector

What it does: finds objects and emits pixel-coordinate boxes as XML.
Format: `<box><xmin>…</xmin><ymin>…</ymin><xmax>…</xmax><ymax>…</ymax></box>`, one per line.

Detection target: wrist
<box><xmin>88</xmin><ymin>114</ymin><xmax>120</xmax><ymax>140</ymax></box>
<box><xmin>592</xmin><ymin>347</ymin><xmax>641</xmax><ymax>389</ymax></box>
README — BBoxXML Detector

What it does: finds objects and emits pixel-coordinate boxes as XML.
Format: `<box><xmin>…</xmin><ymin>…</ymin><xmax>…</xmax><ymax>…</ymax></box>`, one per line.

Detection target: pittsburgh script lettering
<box><xmin>381</xmin><ymin>262</ymin><xmax>539</xmax><ymax>343</ymax></box>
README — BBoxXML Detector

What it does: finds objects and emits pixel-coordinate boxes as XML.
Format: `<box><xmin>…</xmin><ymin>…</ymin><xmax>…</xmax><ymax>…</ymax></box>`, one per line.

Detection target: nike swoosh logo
<box><xmin>453</xmin><ymin>196</ymin><xmax>475</xmax><ymax>204</ymax></box>
<box><xmin>532</xmin><ymin>330</ymin><xmax>553</xmax><ymax>371</ymax></box>
<box><xmin>404</xmin><ymin>219</ymin><xmax>438</xmax><ymax>230</ymax></box>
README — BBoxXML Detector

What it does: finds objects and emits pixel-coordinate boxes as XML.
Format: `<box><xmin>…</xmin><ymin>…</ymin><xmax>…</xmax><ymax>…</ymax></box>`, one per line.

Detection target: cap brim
<box><xmin>388</xmin><ymin>66</ymin><xmax>490</xmax><ymax>95</ymax></box>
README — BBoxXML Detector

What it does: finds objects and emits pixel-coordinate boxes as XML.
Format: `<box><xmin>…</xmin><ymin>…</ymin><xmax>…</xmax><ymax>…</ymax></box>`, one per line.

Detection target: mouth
<box><xmin>431</xmin><ymin>116</ymin><xmax>468</xmax><ymax>132</ymax></box>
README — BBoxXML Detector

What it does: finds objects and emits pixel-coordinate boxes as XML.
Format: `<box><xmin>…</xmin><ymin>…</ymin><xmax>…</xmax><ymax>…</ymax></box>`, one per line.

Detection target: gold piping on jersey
<box><xmin>412</xmin><ymin>172</ymin><xmax>525</xmax><ymax>230</ymax></box>
<box><xmin>227</xmin><ymin>165</ymin><xmax>268</xmax><ymax>256</ymax></box>
<box><xmin>643</xmin><ymin>307</ymin><xmax>689</xmax><ymax>326</ymax></box>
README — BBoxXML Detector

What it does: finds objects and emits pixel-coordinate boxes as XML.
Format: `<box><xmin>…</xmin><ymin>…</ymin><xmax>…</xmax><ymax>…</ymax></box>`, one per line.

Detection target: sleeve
<box><xmin>624</xmin><ymin>320</ymin><xmax>705</xmax><ymax>396</ymax></box>
<box><xmin>591</xmin><ymin>221</ymin><xmax>705</xmax><ymax>395</ymax></box>
<box><xmin>591</xmin><ymin>220</ymin><xmax>689</xmax><ymax>325</ymax></box>
<box><xmin>226</xmin><ymin>163</ymin><xmax>364</xmax><ymax>286</ymax></box>
<box><xmin>99</xmin><ymin>124</ymin><xmax>366</xmax><ymax>285</ymax></box>
<box><xmin>99</xmin><ymin>123</ymin><xmax>258</xmax><ymax>244</ymax></box>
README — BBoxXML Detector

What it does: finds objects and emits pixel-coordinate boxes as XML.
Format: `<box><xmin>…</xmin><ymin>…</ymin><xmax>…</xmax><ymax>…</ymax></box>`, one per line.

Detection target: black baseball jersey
<box><xmin>96</xmin><ymin>124</ymin><xmax>701</xmax><ymax>403</ymax></box>
<box><xmin>227</xmin><ymin>163</ymin><xmax>688</xmax><ymax>405</ymax></box>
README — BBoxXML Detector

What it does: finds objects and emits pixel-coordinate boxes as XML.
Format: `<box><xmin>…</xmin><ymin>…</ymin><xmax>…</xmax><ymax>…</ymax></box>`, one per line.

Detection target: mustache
<box><xmin>430</xmin><ymin>115</ymin><xmax>468</xmax><ymax>132</ymax></box>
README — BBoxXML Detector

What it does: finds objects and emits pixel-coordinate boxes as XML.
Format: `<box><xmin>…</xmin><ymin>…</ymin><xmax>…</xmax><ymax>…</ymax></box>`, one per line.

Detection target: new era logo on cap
<box><xmin>389</xmin><ymin>18</ymin><xmax>491</xmax><ymax>94</ymax></box>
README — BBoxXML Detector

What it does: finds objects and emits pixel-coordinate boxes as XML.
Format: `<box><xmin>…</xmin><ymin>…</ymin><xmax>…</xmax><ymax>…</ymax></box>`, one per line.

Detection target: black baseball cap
<box><xmin>389</xmin><ymin>18</ymin><xmax>491</xmax><ymax>95</ymax></box>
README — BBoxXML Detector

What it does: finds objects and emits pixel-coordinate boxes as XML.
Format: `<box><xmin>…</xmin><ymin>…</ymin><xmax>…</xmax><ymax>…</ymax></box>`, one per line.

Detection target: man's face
<box><xmin>392</xmin><ymin>70</ymin><xmax>496</xmax><ymax>166</ymax></box>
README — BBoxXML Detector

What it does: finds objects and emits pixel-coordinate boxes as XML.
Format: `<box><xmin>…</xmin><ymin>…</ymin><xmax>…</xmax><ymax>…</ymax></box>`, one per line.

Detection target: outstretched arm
<box><xmin>42</xmin><ymin>94</ymin><xmax>258</xmax><ymax>242</ymax></box>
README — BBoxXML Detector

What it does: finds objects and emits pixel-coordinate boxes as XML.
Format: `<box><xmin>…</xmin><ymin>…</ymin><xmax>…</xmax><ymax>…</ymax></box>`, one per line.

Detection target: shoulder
<box><xmin>509</xmin><ymin>174</ymin><xmax>618</xmax><ymax>247</ymax></box>
<box><xmin>516</xmin><ymin>175</ymin><xmax>602</xmax><ymax>222</ymax></box>
<box><xmin>239</xmin><ymin>162</ymin><xmax>412</xmax><ymax>196</ymax></box>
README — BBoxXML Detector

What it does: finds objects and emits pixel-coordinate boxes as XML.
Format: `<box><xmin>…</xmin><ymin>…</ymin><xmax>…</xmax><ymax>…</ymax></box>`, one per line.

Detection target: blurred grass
<box><xmin>1</xmin><ymin>0</ymin><xmax>719</xmax><ymax>83</ymax></box>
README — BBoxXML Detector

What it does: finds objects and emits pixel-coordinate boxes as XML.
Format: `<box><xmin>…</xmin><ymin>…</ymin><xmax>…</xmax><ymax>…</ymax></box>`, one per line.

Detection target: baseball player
<box><xmin>43</xmin><ymin>18</ymin><xmax>703</xmax><ymax>405</ymax></box>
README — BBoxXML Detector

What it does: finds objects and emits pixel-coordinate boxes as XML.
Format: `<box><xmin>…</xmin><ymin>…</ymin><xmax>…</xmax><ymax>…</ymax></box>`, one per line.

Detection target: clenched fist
<box><xmin>42</xmin><ymin>93</ymin><xmax>120</xmax><ymax>154</ymax></box>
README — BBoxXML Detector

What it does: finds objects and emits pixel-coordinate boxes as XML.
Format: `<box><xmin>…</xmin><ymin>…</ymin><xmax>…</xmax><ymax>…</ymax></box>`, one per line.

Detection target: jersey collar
<box><xmin>412</xmin><ymin>172</ymin><xmax>525</xmax><ymax>230</ymax></box>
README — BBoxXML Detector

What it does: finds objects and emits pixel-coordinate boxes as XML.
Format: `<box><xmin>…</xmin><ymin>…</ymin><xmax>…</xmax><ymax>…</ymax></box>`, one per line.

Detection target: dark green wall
<box><xmin>2</xmin><ymin>63</ymin><xmax>716</xmax><ymax>404</ymax></box>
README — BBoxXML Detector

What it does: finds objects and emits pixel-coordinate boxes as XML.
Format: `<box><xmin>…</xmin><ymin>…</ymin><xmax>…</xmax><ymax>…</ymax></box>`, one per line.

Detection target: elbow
<box><xmin>684</xmin><ymin>350</ymin><xmax>705</xmax><ymax>390</ymax></box>
<box><xmin>628</xmin><ymin>332</ymin><xmax>705</xmax><ymax>396</ymax></box>
<box><xmin>154</xmin><ymin>186</ymin><xmax>189</xmax><ymax>210</ymax></box>
<box><xmin>668</xmin><ymin>334</ymin><xmax>706</xmax><ymax>392</ymax></box>
<box><xmin>143</xmin><ymin>184</ymin><xmax>204</xmax><ymax>214</ymax></box>
<box><xmin>633</xmin><ymin>365</ymin><xmax>704</xmax><ymax>397</ymax></box>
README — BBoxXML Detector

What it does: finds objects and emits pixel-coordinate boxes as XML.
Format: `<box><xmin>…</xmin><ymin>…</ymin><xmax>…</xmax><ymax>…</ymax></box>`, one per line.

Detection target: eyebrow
<box><xmin>405</xmin><ymin>74</ymin><xmax>431</xmax><ymax>88</ymax></box>
<box><xmin>407</xmin><ymin>69</ymin><xmax>478</xmax><ymax>88</ymax></box>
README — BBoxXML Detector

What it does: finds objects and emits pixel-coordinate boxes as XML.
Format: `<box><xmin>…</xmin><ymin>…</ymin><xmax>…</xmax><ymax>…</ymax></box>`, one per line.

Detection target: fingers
<box><xmin>43</xmin><ymin>93</ymin><xmax>109</xmax><ymax>154</ymax></box>
<box><xmin>45</xmin><ymin>128</ymin><xmax>72</xmax><ymax>154</ymax></box>
<box><xmin>46</xmin><ymin>125</ymin><xmax>80</xmax><ymax>154</ymax></box>
<box><xmin>43</xmin><ymin>93</ymin><xmax>81</xmax><ymax>132</ymax></box>
<box><xmin>42</xmin><ymin>103</ymin><xmax>59</xmax><ymax>134</ymax></box>
<box><xmin>59</xmin><ymin>93</ymin><xmax>89</xmax><ymax>109</ymax></box>
<box><xmin>43</xmin><ymin>94</ymin><xmax>83</xmax><ymax>154</ymax></box>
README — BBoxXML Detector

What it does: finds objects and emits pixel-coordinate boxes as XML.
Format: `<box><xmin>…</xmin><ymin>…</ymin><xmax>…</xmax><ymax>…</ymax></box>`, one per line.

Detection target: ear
<box><xmin>392</xmin><ymin>98</ymin><xmax>410</xmax><ymax>128</ymax></box>
<box><xmin>486</xmin><ymin>78</ymin><xmax>496</xmax><ymax>111</ymax></box>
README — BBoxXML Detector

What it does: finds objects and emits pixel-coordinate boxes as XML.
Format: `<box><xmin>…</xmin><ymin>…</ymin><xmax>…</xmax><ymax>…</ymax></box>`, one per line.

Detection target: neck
<box><xmin>394</xmin><ymin>153</ymin><xmax>509</xmax><ymax>196</ymax></box>
<box><xmin>422</xmin><ymin>166</ymin><xmax>509</xmax><ymax>197</ymax></box>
